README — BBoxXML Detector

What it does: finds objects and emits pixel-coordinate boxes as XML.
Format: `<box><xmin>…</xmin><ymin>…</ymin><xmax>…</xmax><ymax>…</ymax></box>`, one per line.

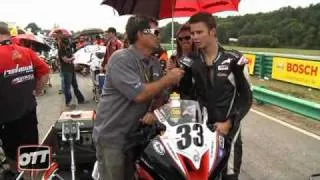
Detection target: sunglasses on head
<box><xmin>178</xmin><ymin>36</ymin><xmax>191</xmax><ymax>41</ymax></box>
<box><xmin>143</xmin><ymin>28</ymin><xmax>160</xmax><ymax>36</ymax></box>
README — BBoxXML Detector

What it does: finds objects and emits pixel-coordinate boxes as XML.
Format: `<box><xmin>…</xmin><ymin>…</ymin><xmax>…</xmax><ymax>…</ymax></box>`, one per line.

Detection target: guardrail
<box><xmin>252</xmin><ymin>86</ymin><xmax>320</xmax><ymax>121</ymax></box>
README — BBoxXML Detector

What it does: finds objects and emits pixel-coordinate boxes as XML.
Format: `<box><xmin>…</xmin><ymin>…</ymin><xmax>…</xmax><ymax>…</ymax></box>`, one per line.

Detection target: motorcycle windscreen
<box><xmin>155</xmin><ymin>100</ymin><xmax>205</xmax><ymax>126</ymax></box>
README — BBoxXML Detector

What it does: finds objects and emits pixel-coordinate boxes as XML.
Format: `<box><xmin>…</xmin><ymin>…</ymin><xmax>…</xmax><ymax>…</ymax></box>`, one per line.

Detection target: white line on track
<box><xmin>251</xmin><ymin>108</ymin><xmax>320</xmax><ymax>141</ymax></box>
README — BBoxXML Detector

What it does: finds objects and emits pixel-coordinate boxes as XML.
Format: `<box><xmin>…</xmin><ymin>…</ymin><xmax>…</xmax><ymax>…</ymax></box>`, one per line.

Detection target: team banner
<box><xmin>272</xmin><ymin>57</ymin><xmax>320</xmax><ymax>89</ymax></box>
<box><xmin>243</xmin><ymin>54</ymin><xmax>256</xmax><ymax>75</ymax></box>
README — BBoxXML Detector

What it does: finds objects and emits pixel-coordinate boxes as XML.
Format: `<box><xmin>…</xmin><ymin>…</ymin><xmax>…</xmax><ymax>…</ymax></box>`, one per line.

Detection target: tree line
<box><xmin>160</xmin><ymin>3</ymin><xmax>320</xmax><ymax>49</ymax></box>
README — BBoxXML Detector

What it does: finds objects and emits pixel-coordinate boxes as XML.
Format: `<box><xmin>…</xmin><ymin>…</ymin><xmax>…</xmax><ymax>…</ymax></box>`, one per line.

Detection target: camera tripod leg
<box><xmin>15</xmin><ymin>171</ymin><xmax>24</xmax><ymax>180</ymax></box>
<box><xmin>69</xmin><ymin>138</ymin><xmax>76</xmax><ymax>180</ymax></box>
<box><xmin>51</xmin><ymin>173</ymin><xmax>64</xmax><ymax>180</ymax></box>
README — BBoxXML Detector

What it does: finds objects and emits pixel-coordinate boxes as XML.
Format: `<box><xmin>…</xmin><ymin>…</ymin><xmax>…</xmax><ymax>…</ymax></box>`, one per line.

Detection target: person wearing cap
<box><xmin>100</xmin><ymin>27</ymin><xmax>123</xmax><ymax>72</ymax></box>
<box><xmin>94</xmin><ymin>35</ymin><xmax>104</xmax><ymax>46</ymax></box>
<box><xmin>76</xmin><ymin>36</ymin><xmax>86</xmax><ymax>50</ymax></box>
<box><xmin>0</xmin><ymin>22</ymin><xmax>49</xmax><ymax>168</ymax></box>
<box><xmin>55</xmin><ymin>31</ymin><xmax>87</xmax><ymax>109</ymax></box>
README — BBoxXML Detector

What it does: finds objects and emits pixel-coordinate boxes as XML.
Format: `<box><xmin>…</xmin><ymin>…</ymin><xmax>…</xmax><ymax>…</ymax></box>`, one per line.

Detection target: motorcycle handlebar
<box><xmin>154</xmin><ymin>121</ymin><xmax>166</xmax><ymax>134</ymax></box>
<box><xmin>207</xmin><ymin>123</ymin><xmax>217</xmax><ymax>132</ymax></box>
<box><xmin>124</xmin><ymin>121</ymin><xmax>166</xmax><ymax>152</ymax></box>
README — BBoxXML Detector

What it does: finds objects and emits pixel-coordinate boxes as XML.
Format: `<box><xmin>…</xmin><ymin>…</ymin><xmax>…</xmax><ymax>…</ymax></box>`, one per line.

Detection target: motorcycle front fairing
<box><xmin>138</xmin><ymin>136</ymin><xmax>187</xmax><ymax>180</ymax></box>
<box><xmin>73</xmin><ymin>45</ymin><xmax>106</xmax><ymax>68</ymax></box>
<box><xmin>138</xmin><ymin>100</ymin><xmax>228</xmax><ymax>180</ymax></box>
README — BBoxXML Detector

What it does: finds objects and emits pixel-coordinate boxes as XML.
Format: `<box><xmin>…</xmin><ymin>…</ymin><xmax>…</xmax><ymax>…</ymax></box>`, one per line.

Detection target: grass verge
<box><xmin>250</xmin><ymin>76</ymin><xmax>320</xmax><ymax>104</ymax></box>
<box><xmin>222</xmin><ymin>45</ymin><xmax>320</xmax><ymax>56</ymax></box>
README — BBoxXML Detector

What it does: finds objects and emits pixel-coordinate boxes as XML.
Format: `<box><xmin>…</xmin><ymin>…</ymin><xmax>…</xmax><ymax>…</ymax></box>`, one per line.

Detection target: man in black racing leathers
<box><xmin>178</xmin><ymin>12</ymin><xmax>253</xmax><ymax>180</ymax></box>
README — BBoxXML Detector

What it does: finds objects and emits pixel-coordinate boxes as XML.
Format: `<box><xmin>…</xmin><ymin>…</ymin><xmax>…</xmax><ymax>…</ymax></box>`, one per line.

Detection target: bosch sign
<box><xmin>287</xmin><ymin>63</ymin><xmax>318</xmax><ymax>76</ymax></box>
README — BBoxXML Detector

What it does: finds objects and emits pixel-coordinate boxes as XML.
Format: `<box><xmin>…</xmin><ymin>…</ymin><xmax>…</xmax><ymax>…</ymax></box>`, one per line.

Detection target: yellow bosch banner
<box><xmin>272</xmin><ymin>57</ymin><xmax>320</xmax><ymax>89</ymax></box>
<box><xmin>244</xmin><ymin>54</ymin><xmax>256</xmax><ymax>75</ymax></box>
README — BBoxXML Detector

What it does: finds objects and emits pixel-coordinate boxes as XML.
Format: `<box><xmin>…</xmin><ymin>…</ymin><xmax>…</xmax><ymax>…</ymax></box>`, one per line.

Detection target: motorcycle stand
<box><xmin>61</xmin><ymin>120</ymin><xmax>81</xmax><ymax>180</ymax></box>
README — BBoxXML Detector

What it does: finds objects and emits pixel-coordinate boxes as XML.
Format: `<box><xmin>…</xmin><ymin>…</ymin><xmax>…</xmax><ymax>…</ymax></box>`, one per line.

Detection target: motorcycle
<box><xmin>73</xmin><ymin>45</ymin><xmax>106</xmax><ymax>76</ymax></box>
<box><xmin>18</xmin><ymin>100</ymin><xmax>228</xmax><ymax>180</ymax></box>
<box><xmin>48</xmin><ymin>48</ymin><xmax>60</xmax><ymax>72</ymax></box>
<box><xmin>89</xmin><ymin>51</ymin><xmax>106</xmax><ymax>102</ymax></box>
<box><xmin>93</xmin><ymin>100</ymin><xmax>230</xmax><ymax>180</ymax></box>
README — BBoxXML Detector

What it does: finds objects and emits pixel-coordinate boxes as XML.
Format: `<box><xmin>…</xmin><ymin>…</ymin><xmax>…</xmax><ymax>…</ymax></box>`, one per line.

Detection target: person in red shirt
<box><xmin>94</xmin><ymin>35</ymin><xmax>104</xmax><ymax>46</ymax></box>
<box><xmin>100</xmin><ymin>27</ymin><xmax>122</xmax><ymax>72</ymax></box>
<box><xmin>0</xmin><ymin>22</ymin><xmax>49</xmax><ymax>169</ymax></box>
<box><xmin>76</xmin><ymin>36</ymin><xmax>86</xmax><ymax>50</ymax></box>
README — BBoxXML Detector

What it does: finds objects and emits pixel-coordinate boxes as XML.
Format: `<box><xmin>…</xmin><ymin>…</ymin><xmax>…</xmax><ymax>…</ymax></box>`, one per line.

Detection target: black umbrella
<box><xmin>102</xmin><ymin>0</ymin><xmax>162</xmax><ymax>19</ymax></box>
<box><xmin>75</xmin><ymin>28</ymin><xmax>104</xmax><ymax>38</ymax></box>
<box><xmin>101</xmin><ymin>0</ymin><xmax>240</xmax><ymax>19</ymax></box>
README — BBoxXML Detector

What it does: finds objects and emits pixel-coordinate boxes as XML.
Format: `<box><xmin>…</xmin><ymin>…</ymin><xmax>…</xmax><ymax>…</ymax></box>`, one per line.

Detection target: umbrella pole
<box><xmin>171</xmin><ymin>17</ymin><xmax>174</xmax><ymax>51</ymax></box>
<box><xmin>171</xmin><ymin>0</ymin><xmax>174</xmax><ymax>51</ymax></box>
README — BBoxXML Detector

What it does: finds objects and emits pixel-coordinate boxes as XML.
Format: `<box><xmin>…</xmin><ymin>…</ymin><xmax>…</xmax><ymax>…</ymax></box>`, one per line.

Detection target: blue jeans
<box><xmin>62</xmin><ymin>72</ymin><xmax>85</xmax><ymax>105</ymax></box>
<box><xmin>60</xmin><ymin>72</ymin><xmax>64</xmax><ymax>91</ymax></box>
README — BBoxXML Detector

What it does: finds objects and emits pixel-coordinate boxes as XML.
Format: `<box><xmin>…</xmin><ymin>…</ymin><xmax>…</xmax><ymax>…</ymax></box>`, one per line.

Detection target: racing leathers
<box><xmin>179</xmin><ymin>45</ymin><xmax>252</xmax><ymax>179</ymax></box>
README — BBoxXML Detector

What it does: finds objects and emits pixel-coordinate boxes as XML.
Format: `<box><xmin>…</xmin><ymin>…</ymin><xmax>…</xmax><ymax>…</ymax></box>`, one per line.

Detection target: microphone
<box><xmin>178</xmin><ymin>56</ymin><xmax>193</xmax><ymax>69</ymax></box>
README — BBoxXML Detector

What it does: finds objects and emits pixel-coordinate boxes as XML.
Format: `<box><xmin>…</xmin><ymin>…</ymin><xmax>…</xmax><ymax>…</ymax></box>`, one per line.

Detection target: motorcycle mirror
<box><xmin>95</xmin><ymin>52</ymin><xmax>105</xmax><ymax>59</ymax></box>
<box><xmin>202</xmin><ymin>106</ymin><xmax>209</xmax><ymax>125</ymax></box>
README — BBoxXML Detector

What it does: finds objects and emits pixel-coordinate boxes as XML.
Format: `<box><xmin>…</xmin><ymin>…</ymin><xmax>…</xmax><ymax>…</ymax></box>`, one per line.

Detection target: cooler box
<box><xmin>44</xmin><ymin>111</ymin><xmax>96</xmax><ymax>169</ymax></box>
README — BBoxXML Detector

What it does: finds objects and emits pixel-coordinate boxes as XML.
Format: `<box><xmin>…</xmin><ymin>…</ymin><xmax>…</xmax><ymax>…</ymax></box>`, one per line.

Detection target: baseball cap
<box><xmin>107</xmin><ymin>27</ymin><xmax>116</xmax><ymax>34</ymax></box>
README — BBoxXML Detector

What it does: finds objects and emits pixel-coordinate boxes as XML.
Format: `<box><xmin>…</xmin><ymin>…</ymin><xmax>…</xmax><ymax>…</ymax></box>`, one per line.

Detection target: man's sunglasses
<box><xmin>143</xmin><ymin>28</ymin><xmax>160</xmax><ymax>36</ymax></box>
<box><xmin>178</xmin><ymin>36</ymin><xmax>191</xmax><ymax>41</ymax></box>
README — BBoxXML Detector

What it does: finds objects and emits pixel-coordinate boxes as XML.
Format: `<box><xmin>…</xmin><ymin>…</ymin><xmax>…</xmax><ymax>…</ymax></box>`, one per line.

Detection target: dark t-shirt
<box><xmin>58</xmin><ymin>47</ymin><xmax>74</xmax><ymax>73</ymax></box>
<box><xmin>0</xmin><ymin>43</ymin><xmax>49</xmax><ymax>123</ymax></box>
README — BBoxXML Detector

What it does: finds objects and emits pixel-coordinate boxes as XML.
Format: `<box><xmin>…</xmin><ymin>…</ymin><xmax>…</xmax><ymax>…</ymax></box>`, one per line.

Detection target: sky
<box><xmin>1</xmin><ymin>0</ymin><xmax>320</xmax><ymax>33</ymax></box>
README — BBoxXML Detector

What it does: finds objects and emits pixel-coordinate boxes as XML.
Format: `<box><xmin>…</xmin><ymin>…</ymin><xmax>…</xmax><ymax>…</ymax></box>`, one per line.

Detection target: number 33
<box><xmin>177</xmin><ymin>124</ymin><xmax>204</xmax><ymax>150</ymax></box>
